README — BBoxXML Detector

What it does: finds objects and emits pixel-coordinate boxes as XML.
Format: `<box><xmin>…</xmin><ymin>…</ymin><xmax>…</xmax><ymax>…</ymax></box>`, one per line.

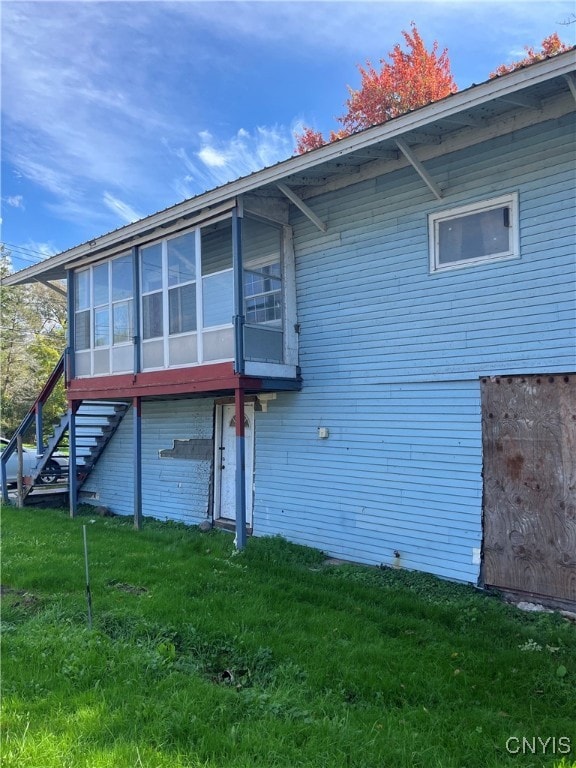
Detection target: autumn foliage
<box><xmin>295</xmin><ymin>23</ymin><xmax>457</xmax><ymax>153</ymax></box>
<box><xmin>296</xmin><ymin>26</ymin><xmax>572</xmax><ymax>154</ymax></box>
<box><xmin>490</xmin><ymin>33</ymin><xmax>571</xmax><ymax>78</ymax></box>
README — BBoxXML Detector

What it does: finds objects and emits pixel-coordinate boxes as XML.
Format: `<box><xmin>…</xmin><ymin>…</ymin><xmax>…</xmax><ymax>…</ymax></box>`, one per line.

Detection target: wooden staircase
<box><xmin>1</xmin><ymin>354</ymin><xmax>129</xmax><ymax>503</ymax></box>
<box><xmin>72</xmin><ymin>400</ymin><xmax>130</xmax><ymax>483</ymax></box>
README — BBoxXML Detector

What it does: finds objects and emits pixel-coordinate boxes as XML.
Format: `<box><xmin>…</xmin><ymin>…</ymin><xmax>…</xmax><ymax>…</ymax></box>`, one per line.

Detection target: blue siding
<box><xmin>251</xmin><ymin>116</ymin><xmax>575</xmax><ymax>582</ymax></box>
<box><xmin>81</xmin><ymin>399</ymin><xmax>214</xmax><ymax>525</ymax></box>
<box><xmin>83</xmin><ymin>114</ymin><xmax>574</xmax><ymax>585</ymax></box>
<box><xmin>294</xmin><ymin>116</ymin><xmax>575</xmax><ymax>382</ymax></box>
<box><xmin>253</xmin><ymin>383</ymin><xmax>483</xmax><ymax>581</ymax></box>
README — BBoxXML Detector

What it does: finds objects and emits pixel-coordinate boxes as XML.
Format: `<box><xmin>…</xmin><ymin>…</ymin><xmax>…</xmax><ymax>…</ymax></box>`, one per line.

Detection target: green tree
<box><xmin>0</xmin><ymin>247</ymin><xmax>67</xmax><ymax>441</ymax></box>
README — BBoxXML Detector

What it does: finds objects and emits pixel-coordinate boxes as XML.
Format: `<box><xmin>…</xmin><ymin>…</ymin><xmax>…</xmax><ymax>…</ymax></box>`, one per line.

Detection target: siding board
<box><xmin>252</xmin><ymin>115</ymin><xmax>574</xmax><ymax>582</ymax></box>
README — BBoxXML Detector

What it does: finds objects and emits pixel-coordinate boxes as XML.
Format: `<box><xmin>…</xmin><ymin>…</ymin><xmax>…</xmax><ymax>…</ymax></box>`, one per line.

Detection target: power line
<box><xmin>1</xmin><ymin>243</ymin><xmax>58</xmax><ymax>267</ymax></box>
<box><xmin>2</xmin><ymin>242</ymin><xmax>55</xmax><ymax>259</ymax></box>
<box><xmin>4</xmin><ymin>252</ymin><xmax>43</xmax><ymax>266</ymax></box>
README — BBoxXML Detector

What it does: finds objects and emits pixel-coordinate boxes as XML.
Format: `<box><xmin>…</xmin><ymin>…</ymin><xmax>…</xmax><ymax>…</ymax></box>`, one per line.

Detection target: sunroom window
<box><xmin>429</xmin><ymin>193</ymin><xmax>519</xmax><ymax>272</ymax></box>
<box><xmin>73</xmin><ymin>253</ymin><xmax>134</xmax><ymax>376</ymax></box>
<box><xmin>168</xmin><ymin>233</ymin><xmax>196</xmax><ymax>334</ymax></box>
<box><xmin>139</xmin><ymin>221</ymin><xmax>235</xmax><ymax>370</ymax></box>
<box><xmin>243</xmin><ymin>217</ymin><xmax>284</xmax><ymax>363</ymax></box>
<box><xmin>201</xmin><ymin>222</ymin><xmax>234</xmax><ymax>361</ymax></box>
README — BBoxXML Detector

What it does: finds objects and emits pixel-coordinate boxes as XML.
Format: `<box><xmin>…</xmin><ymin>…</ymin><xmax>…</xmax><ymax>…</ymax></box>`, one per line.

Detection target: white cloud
<box><xmin>26</xmin><ymin>241</ymin><xmax>59</xmax><ymax>260</ymax></box>
<box><xmin>102</xmin><ymin>193</ymin><xmax>144</xmax><ymax>225</ymax></box>
<box><xmin>1</xmin><ymin>3</ymin><xmax>182</xmax><ymax>225</ymax></box>
<box><xmin>198</xmin><ymin>146</ymin><xmax>229</xmax><ymax>168</ymax></box>
<box><xmin>164</xmin><ymin>124</ymin><xmax>294</xmax><ymax>201</ymax></box>
<box><xmin>194</xmin><ymin>125</ymin><xmax>294</xmax><ymax>187</ymax></box>
<box><xmin>11</xmin><ymin>155</ymin><xmax>76</xmax><ymax>201</ymax></box>
<box><xmin>4</xmin><ymin>195</ymin><xmax>24</xmax><ymax>209</ymax></box>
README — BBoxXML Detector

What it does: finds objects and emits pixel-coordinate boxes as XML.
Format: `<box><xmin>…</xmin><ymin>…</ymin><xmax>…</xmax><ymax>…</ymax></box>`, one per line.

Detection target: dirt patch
<box><xmin>0</xmin><ymin>585</ymin><xmax>41</xmax><ymax>610</ymax></box>
<box><xmin>106</xmin><ymin>580</ymin><xmax>148</xmax><ymax>595</ymax></box>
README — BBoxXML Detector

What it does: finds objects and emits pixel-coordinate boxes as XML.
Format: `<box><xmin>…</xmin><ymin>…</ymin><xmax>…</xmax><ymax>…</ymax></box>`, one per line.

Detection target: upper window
<box><xmin>139</xmin><ymin>222</ymin><xmax>236</xmax><ymax>370</ymax></box>
<box><xmin>243</xmin><ymin>217</ymin><xmax>283</xmax><ymax>327</ymax></box>
<box><xmin>429</xmin><ymin>194</ymin><xmax>519</xmax><ymax>272</ymax></box>
<box><xmin>73</xmin><ymin>253</ymin><xmax>134</xmax><ymax>376</ymax></box>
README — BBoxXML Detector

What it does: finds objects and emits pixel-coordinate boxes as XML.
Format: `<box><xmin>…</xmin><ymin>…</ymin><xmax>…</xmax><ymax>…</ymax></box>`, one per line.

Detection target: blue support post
<box><xmin>132</xmin><ymin>246</ymin><xmax>141</xmax><ymax>374</ymax></box>
<box><xmin>234</xmin><ymin>385</ymin><xmax>247</xmax><ymax>550</ymax></box>
<box><xmin>35</xmin><ymin>403</ymin><xmax>44</xmax><ymax>453</ymax></box>
<box><xmin>67</xmin><ymin>271</ymin><xmax>76</xmax><ymax>381</ymax></box>
<box><xmin>133</xmin><ymin>397</ymin><xmax>142</xmax><ymax>530</ymax></box>
<box><xmin>1</xmin><ymin>455</ymin><xmax>8</xmax><ymax>504</ymax></box>
<box><xmin>232</xmin><ymin>208</ymin><xmax>245</xmax><ymax>375</ymax></box>
<box><xmin>68</xmin><ymin>404</ymin><xmax>78</xmax><ymax>518</ymax></box>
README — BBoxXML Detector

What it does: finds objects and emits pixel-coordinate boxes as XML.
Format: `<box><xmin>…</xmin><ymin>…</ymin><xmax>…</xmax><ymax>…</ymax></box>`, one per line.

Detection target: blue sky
<box><xmin>1</xmin><ymin>0</ymin><xmax>574</xmax><ymax>272</ymax></box>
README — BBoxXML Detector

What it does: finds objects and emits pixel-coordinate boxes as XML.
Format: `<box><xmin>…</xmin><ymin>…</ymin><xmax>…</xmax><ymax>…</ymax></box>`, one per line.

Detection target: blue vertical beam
<box><xmin>35</xmin><ymin>404</ymin><xmax>44</xmax><ymax>453</ymax></box>
<box><xmin>133</xmin><ymin>397</ymin><xmax>142</xmax><ymax>530</ymax></box>
<box><xmin>232</xmin><ymin>207</ymin><xmax>245</xmax><ymax>375</ymax></box>
<box><xmin>1</xmin><ymin>451</ymin><xmax>8</xmax><ymax>503</ymax></box>
<box><xmin>68</xmin><ymin>403</ymin><xmax>78</xmax><ymax>518</ymax></box>
<box><xmin>234</xmin><ymin>385</ymin><xmax>247</xmax><ymax>550</ymax></box>
<box><xmin>66</xmin><ymin>270</ymin><xmax>76</xmax><ymax>381</ymax></box>
<box><xmin>132</xmin><ymin>246</ymin><xmax>141</xmax><ymax>374</ymax></box>
<box><xmin>67</xmin><ymin>271</ymin><xmax>77</xmax><ymax>517</ymax></box>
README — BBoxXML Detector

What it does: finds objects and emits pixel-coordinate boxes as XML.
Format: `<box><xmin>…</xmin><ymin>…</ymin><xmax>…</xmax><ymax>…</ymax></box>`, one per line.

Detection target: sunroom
<box><xmin>66</xmin><ymin>200</ymin><xmax>299</xmax><ymax>397</ymax></box>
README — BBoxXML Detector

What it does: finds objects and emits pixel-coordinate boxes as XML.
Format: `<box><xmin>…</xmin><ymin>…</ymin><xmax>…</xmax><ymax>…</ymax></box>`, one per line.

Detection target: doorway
<box><xmin>214</xmin><ymin>402</ymin><xmax>255</xmax><ymax>526</ymax></box>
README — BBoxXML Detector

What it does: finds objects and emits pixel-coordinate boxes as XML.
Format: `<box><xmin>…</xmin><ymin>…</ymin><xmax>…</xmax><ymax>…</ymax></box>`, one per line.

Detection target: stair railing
<box><xmin>1</xmin><ymin>352</ymin><xmax>66</xmax><ymax>502</ymax></box>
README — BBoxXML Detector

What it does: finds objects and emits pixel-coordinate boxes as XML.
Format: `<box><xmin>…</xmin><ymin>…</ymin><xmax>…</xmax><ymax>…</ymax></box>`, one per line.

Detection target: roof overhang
<box><xmin>3</xmin><ymin>48</ymin><xmax>575</xmax><ymax>287</ymax></box>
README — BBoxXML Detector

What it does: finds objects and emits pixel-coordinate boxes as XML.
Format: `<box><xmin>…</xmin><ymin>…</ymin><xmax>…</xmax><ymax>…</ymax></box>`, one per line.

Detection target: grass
<box><xmin>1</xmin><ymin>506</ymin><xmax>575</xmax><ymax>768</ymax></box>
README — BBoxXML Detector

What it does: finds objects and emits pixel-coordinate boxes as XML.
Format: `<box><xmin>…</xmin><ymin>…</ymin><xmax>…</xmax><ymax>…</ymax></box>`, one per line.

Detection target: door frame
<box><xmin>213</xmin><ymin>400</ymin><xmax>255</xmax><ymax>527</ymax></box>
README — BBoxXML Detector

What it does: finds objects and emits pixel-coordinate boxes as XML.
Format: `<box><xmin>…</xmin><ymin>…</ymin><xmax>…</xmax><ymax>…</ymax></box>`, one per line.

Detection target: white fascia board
<box><xmin>3</xmin><ymin>50</ymin><xmax>574</xmax><ymax>288</ymax></box>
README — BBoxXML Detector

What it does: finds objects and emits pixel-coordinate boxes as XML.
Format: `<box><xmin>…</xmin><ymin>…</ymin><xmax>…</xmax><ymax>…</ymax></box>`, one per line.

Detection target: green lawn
<box><xmin>1</xmin><ymin>506</ymin><xmax>575</xmax><ymax>768</ymax></box>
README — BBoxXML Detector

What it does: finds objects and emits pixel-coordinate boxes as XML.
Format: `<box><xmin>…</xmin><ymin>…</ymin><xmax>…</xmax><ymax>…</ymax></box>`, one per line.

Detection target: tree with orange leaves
<box><xmin>490</xmin><ymin>33</ymin><xmax>571</xmax><ymax>78</ymax></box>
<box><xmin>295</xmin><ymin>23</ymin><xmax>457</xmax><ymax>154</ymax></box>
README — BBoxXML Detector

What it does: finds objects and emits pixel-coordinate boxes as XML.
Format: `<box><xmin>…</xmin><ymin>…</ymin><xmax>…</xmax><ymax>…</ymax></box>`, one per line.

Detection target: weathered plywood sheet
<box><xmin>482</xmin><ymin>374</ymin><xmax>576</xmax><ymax>603</ymax></box>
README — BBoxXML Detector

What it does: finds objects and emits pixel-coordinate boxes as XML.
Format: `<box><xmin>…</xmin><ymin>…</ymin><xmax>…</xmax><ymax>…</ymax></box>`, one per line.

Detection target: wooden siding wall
<box><xmin>254</xmin><ymin>384</ymin><xmax>482</xmax><ymax>580</ymax></box>
<box><xmin>252</xmin><ymin>115</ymin><xmax>575</xmax><ymax>582</ymax></box>
<box><xmin>81</xmin><ymin>399</ymin><xmax>214</xmax><ymax>524</ymax></box>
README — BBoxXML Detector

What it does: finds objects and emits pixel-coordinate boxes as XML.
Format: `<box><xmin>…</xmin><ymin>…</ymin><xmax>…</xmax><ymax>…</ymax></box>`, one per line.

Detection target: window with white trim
<box><xmin>139</xmin><ymin>221</ymin><xmax>236</xmax><ymax>370</ymax></box>
<box><xmin>242</xmin><ymin>217</ymin><xmax>284</xmax><ymax>363</ymax></box>
<box><xmin>73</xmin><ymin>253</ymin><xmax>134</xmax><ymax>376</ymax></box>
<box><xmin>429</xmin><ymin>194</ymin><xmax>519</xmax><ymax>272</ymax></box>
<box><xmin>243</xmin><ymin>217</ymin><xmax>282</xmax><ymax>326</ymax></box>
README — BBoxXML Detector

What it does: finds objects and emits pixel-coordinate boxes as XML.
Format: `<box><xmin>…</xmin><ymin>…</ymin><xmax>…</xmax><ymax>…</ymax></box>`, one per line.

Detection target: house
<box><xmin>3</xmin><ymin>50</ymin><xmax>575</xmax><ymax>608</ymax></box>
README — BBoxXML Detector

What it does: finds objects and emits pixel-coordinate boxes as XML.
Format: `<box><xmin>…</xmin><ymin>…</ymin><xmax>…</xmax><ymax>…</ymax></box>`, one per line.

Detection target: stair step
<box><xmin>76</xmin><ymin>414</ymin><xmax>118</xmax><ymax>425</ymax></box>
<box><xmin>77</xmin><ymin>404</ymin><xmax>128</xmax><ymax>415</ymax></box>
<box><xmin>75</xmin><ymin>427</ymin><xmax>110</xmax><ymax>437</ymax></box>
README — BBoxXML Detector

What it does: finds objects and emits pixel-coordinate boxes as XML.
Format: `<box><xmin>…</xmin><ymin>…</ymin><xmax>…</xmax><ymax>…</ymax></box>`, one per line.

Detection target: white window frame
<box><xmin>140</xmin><ymin>230</ymin><xmax>201</xmax><ymax>370</ymax></box>
<box><xmin>429</xmin><ymin>193</ymin><xmax>520</xmax><ymax>273</ymax></box>
<box><xmin>243</xmin><ymin>255</ymin><xmax>283</xmax><ymax>328</ymax></box>
<box><xmin>73</xmin><ymin>253</ymin><xmax>134</xmax><ymax>376</ymax></box>
<box><xmin>139</xmin><ymin>226</ymin><xmax>240</xmax><ymax>370</ymax></box>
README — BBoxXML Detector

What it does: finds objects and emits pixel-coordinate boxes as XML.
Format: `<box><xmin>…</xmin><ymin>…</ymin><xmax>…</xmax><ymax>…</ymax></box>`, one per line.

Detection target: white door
<box><xmin>215</xmin><ymin>403</ymin><xmax>254</xmax><ymax>525</ymax></box>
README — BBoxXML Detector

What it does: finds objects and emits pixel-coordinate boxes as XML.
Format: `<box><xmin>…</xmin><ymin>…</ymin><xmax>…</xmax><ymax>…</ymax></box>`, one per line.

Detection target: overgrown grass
<box><xmin>1</xmin><ymin>506</ymin><xmax>575</xmax><ymax>767</ymax></box>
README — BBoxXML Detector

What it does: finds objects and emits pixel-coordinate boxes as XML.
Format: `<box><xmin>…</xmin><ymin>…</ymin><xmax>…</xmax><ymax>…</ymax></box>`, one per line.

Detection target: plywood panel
<box><xmin>482</xmin><ymin>374</ymin><xmax>576</xmax><ymax>604</ymax></box>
